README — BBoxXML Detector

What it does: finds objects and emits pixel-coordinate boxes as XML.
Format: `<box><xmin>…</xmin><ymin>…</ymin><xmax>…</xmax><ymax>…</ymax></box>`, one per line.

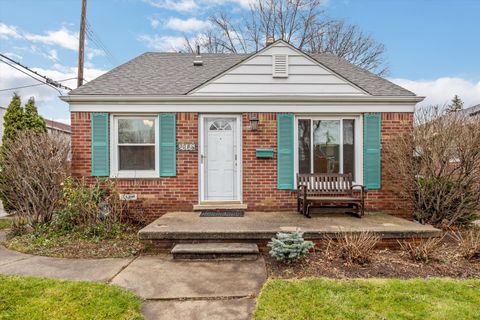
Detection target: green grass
<box><xmin>254</xmin><ymin>278</ymin><xmax>480</xmax><ymax>320</ymax></box>
<box><xmin>0</xmin><ymin>275</ymin><xmax>143</xmax><ymax>320</ymax></box>
<box><xmin>0</xmin><ymin>218</ymin><xmax>12</xmax><ymax>230</ymax></box>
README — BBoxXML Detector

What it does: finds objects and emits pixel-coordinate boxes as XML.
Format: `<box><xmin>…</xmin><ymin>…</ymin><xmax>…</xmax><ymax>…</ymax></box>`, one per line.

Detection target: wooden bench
<box><xmin>297</xmin><ymin>173</ymin><xmax>366</xmax><ymax>218</ymax></box>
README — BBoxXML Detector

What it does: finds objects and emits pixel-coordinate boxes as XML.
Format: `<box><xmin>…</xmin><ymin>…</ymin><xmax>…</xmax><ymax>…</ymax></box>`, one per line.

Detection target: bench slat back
<box><xmin>297</xmin><ymin>173</ymin><xmax>353</xmax><ymax>196</ymax></box>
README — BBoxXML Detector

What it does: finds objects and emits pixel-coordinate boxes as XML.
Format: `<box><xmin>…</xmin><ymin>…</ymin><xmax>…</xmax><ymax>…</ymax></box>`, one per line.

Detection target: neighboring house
<box><xmin>460</xmin><ymin>104</ymin><xmax>480</xmax><ymax>118</ymax></box>
<box><xmin>0</xmin><ymin>107</ymin><xmax>71</xmax><ymax>142</ymax></box>
<box><xmin>61</xmin><ymin>40</ymin><xmax>423</xmax><ymax>220</ymax></box>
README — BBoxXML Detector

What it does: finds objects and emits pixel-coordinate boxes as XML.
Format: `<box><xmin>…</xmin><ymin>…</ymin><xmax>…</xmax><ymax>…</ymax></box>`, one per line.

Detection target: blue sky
<box><xmin>1</xmin><ymin>0</ymin><xmax>479</xmax><ymax>123</ymax></box>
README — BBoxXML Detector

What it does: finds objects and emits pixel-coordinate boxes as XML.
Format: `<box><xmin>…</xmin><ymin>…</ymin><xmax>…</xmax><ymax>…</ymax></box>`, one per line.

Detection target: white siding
<box><xmin>191</xmin><ymin>43</ymin><xmax>367</xmax><ymax>96</ymax></box>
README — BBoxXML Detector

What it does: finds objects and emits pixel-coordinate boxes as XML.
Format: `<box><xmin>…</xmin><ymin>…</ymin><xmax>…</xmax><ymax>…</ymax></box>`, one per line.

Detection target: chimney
<box><xmin>193</xmin><ymin>45</ymin><xmax>203</xmax><ymax>66</ymax></box>
<box><xmin>266</xmin><ymin>37</ymin><xmax>275</xmax><ymax>46</ymax></box>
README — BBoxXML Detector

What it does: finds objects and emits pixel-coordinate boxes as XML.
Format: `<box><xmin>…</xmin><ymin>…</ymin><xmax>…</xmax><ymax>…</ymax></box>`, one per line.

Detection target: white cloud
<box><xmin>3</xmin><ymin>52</ymin><xmax>23</xmax><ymax>60</ymax></box>
<box><xmin>86</xmin><ymin>48</ymin><xmax>106</xmax><ymax>60</ymax></box>
<box><xmin>391</xmin><ymin>77</ymin><xmax>480</xmax><ymax>109</ymax></box>
<box><xmin>47</xmin><ymin>49</ymin><xmax>58</xmax><ymax>62</ymax></box>
<box><xmin>166</xmin><ymin>17</ymin><xmax>210</xmax><ymax>32</ymax></box>
<box><xmin>143</xmin><ymin>0</ymin><xmax>198</xmax><ymax>11</ymax></box>
<box><xmin>150</xmin><ymin>18</ymin><xmax>160</xmax><ymax>29</ymax></box>
<box><xmin>0</xmin><ymin>23</ymin><xmax>21</xmax><ymax>39</ymax></box>
<box><xmin>138</xmin><ymin>34</ymin><xmax>186</xmax><ymax>51</ymax></box>
<box><xmin>24</xmin><ymin>27</ymin><xmax>78</xmax><ymax>51</ymax></box>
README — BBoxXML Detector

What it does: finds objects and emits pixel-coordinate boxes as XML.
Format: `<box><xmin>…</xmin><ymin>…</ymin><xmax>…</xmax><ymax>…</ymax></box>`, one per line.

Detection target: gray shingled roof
<box><xmin>461</xmin><ymin>104</ymin><xmax>480</xmax><ymax>117</ymax></box>
<box><xmin>70</xmin><ymin>52</ymin><xmax>415</xmax><ymax>97</ymax></box>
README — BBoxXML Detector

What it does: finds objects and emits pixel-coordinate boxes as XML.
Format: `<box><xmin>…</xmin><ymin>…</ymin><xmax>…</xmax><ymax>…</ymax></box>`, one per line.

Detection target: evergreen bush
<box><xmin>268</xmin><ymin>231</ymin><xmax>314</xmax><ymax>262</ymax></box>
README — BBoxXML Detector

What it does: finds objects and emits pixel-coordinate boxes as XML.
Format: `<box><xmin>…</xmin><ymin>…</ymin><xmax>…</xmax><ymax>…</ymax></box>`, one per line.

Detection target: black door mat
<box><xmin>200</xmin><ymin>210</ymin><xmax>245</xmax><ymax>217</ymax></box>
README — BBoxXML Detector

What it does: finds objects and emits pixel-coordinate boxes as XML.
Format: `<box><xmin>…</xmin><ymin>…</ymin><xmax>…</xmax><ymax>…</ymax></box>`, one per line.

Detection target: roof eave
<box><xmin>60</xmin><ymin>94</ymin><xmax>425</xmax><ymax>104</ymax></box>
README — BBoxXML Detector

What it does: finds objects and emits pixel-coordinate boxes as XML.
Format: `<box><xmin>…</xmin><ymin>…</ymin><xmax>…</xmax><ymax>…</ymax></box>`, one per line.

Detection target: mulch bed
<box><xmin>264</xmin><ymin>233</ymin><xmax>480</xmax><ymax>279</ymax></box>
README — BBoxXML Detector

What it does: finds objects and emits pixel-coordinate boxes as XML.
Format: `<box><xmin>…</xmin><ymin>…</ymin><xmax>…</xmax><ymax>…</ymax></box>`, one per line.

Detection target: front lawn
<box><xmin>254</xmin><ymin>278</ymin><xmax>480</xmax><ymax>320</ymax></box>
<box><xmin>0</xmin><ymin>275</ymin><xmax>143</xmax><ymax>320</ymax></box>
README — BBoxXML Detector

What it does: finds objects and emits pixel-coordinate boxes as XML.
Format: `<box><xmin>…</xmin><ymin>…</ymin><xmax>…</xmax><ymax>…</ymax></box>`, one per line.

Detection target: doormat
<box><xmin>200</xmin><ymin>210</ymin><xmax>245</xmax><ymax>217</ymax></box>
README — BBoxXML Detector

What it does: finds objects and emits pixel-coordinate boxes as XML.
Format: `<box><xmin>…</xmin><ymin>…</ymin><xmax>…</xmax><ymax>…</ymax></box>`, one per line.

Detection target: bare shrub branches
<box><xmin>328</xmin><ymin>231</ymin><xmax>380</xmax><ymax>265</ymax></box>
<box><xmin>386</xmin><ymin>106</ymin><xmax>480</xmax><ymax>227</ymax></box>
<box><xmin>0</xmin><ymin>132</ymin><xmax>69</xmax><ymax>227</ymax></box>
<box><xmin>399</xmin><ymin>236</ymin><xmax>444</xmax><ymax>263</ymax></box>
<box><xmin>452</xmin><ymin>230</ymin><xmax>480</xmax><ymax>260</ymax></box>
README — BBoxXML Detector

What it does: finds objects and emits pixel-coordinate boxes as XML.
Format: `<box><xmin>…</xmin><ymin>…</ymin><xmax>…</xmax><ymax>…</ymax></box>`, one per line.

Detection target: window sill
<box><xmin>110</xmin><ymin>171</ymin><xmax>159</xmax><ymax>179</ymax></box>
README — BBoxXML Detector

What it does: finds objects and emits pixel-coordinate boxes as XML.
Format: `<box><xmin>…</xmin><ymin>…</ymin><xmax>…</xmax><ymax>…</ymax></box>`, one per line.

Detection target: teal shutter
<box><xmin>364</xmin><ymin>114</ymin><xmax>381</xmax><ymax>190</ymax></box>
<box><xmin>277</xmin><ymin>114</ymin><xmax>294</xmax><ymax>189</ymax></box>
<box><xmin>91</xmin><ymin>113</ymin><xmax>109</xmax><ymax>176</ymax></box>
<box><xmin>159</xmin><ymin>114</ymin><xmax>176</xmax><ymax>176</ymax></box>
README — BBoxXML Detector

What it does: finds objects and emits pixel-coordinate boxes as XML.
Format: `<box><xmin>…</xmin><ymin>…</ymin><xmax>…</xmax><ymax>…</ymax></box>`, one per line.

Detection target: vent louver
<box><xmin>272</xmin><ymin>54</ymin><xmax>288</xmax><ymax>78</ymax></box>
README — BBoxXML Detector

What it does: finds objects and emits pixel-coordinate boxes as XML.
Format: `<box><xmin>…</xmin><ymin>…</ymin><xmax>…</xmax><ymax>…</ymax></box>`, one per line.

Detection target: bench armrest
<box><xmin>351</xmin><ymin>184</ymin><xmax>367</xmax><ymax>199</ymax></box>
<box><xmin>351</xmin><ymin>184</ymin><xmax>366</xmax><ymax>192</ymax></box>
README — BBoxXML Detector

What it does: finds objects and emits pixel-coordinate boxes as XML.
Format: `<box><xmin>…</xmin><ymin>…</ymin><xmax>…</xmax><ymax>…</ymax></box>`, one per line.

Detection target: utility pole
<box><xmin>77</xmin><ymin>0</ymin><xmax>87</xmax><ymax>88</ymax></box>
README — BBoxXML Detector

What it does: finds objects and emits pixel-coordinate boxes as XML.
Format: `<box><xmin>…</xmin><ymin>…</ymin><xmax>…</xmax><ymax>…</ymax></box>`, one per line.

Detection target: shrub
<box><xmin>0</xmin><ymin>131</ymin><xmax>69</xmax><ymax>227</ymax></box>
<box><xmin>51</xmin><ymin>177</ymin><xmax>128</xmax><ymax>238</ymax></box>
<box><xmin>332</xmin><ymin>232</ymin><xmax>379</xmax><ymax>265</ymax></box>
<box><xmin>268</xmin><ymin>231</ymin><xmax>314</xmax><ymax>262</ymax></box>
<box><xmin>399</xmin><ymin>236</ymin><xmax>443</xmax><ymax>262</ymax></box>
<box><xmin>386</xmin><ymin>106</ymin><xmax>480</xmax><ymax>227</ymax></box>
<box><xmin>0</xmin><ymin>95</ymin><xmax>47</xmax><ymax>213</ymax></box>
<box><xmin>452</xmin><ymin>229</ymin><xmax>480</xmax><ymax>260</ymax></box>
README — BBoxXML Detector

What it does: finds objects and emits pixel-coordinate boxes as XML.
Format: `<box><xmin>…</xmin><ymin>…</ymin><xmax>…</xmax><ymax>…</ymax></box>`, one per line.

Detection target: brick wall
<box><xmin>242</xmin><ymin>113</ymin><xmax>296</xmax><ymax>210</ymax></box>
<box><xmin>71</xmin><ymin>111</ymin><xmax>413</xmax><ymax>221</ymax></box>
<box><xmin>364</xmin><ymin>112</ymin><xmax>413</xmax><ymax>218</ymax></box>
<box><xmin>71</xmin><ymin>112</ymin><xmax>199</xmax><ymax>222</ymax></box>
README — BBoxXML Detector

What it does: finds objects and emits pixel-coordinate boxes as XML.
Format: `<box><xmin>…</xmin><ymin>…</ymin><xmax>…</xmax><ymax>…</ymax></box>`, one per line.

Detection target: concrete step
<box><xmin>193</xmin><ymin>203</ymin><xmax>248</xmax><ymax>211</ymax></box>
<box><xmin>171</xmin><ymin>243</ymin><xmax>259</xmax><ymax>261</ymax></box>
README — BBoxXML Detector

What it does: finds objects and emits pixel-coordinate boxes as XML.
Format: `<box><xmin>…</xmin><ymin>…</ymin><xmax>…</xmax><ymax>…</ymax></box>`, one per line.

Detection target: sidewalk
<box><xmin>0</xmin><ymin>231</ymin><xmax>266</xmax><ymax>320</ymax></box>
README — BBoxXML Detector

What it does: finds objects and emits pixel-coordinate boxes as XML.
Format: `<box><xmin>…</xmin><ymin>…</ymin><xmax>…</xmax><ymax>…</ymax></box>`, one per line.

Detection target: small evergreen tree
<box><xmin>2</xmin><ymin>93</ymin><xmax>25</xmax><ymax>144</ymax></box>
<box><xmin>23</xmin><ymin>97</ymin><xmax>47</xmax><ymax>133</ymax></box>
<box><xmin>446</xmin><ymin>95</ymin><xmax>464</xmax><ymax>114</ymax></box>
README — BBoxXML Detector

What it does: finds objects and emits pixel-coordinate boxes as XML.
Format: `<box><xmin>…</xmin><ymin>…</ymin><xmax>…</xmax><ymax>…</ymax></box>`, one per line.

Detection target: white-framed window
<box><xmin>294</xmin><ymin>115</ymin><xmax>363</xmax><ymax>184</ymax></box>
<box><xmin>111</xmin><ymin>115</ymin><xmax>159</xmax><ymax>178</ymax></box>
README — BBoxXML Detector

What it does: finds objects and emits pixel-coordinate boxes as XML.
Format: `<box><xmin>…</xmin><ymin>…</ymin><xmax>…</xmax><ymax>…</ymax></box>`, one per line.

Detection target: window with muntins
<box><xmin>112</xmin><ymin>116</ymin><xmax>159</xmax><ymax>177</ymax></box>
<box><xmin>298</xmin><ymin>118</ymin><xmax>356</xmax><ymax>179</ymax></box>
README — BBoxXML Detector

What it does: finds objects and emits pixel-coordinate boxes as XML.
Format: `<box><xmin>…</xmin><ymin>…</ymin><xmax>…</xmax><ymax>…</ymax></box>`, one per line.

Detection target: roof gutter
<box><xmin>60</xmin><ymin>94</ymin><xmax>425</xmax><ymax>104</ymax></box>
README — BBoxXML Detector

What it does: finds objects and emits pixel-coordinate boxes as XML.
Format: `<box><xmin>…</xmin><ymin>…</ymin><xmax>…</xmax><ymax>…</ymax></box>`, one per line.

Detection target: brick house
<box><xmin>61</xmin><ymin>40</ymin><xmax>423</xmax><ymax>222</ymax></box>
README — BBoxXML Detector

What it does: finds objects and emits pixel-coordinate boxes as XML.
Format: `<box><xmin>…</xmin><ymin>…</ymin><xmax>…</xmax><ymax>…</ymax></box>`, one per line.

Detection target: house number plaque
<box><xmin>178</xmin><ymin>143</ymin><xmax>196</xmax><ymax>151</ymax></box>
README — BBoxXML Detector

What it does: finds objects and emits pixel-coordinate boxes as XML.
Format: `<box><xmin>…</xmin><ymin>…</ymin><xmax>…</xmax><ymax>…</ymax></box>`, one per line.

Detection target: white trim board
<box><xmin>71</xmin><ymin>103</ymin><xmax>416</xmax><ymax>113</ymax></box>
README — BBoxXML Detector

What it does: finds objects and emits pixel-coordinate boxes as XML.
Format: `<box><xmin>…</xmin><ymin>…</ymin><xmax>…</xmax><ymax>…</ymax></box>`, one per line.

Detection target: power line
<box><xmin>0</xmin><ymin>53</ymin><xmax>72</xmax><ymax>91</ymax></box>
<box><xmin>85</xmin><ymin>20</ymin><xmax>117</xmax><ymax>65</ymax></box>
<box><xmin>0</xmin><ymin>77</ymin><xmax>76</xmax><ymax>92</ymax></box>
<box><xmin>0</xmin><ymin>58</ymin><xmax>62</xmax><ymax>95</ymax></box>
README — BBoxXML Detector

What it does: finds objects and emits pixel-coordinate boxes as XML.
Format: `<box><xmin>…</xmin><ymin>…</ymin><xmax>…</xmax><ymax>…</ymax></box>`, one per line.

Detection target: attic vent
<box><xmin>272</xmin><ymin>54</ymin><xmax>288</xmax><ymax>78</ymax></box>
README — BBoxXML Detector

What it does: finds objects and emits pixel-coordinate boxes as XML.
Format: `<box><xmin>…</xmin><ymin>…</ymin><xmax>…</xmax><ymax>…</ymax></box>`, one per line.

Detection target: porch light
<box><xmin>249</xmin><ymin>113</ymin><xmax>259</xmax><ymax>131</ymax></box>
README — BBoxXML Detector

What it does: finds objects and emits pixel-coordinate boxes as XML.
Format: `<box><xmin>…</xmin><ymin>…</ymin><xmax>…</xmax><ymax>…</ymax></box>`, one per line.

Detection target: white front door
<box><xmin>202</xmin><ymin>116</ymin><xmax>240</xmax><ymax>201</ymax></box>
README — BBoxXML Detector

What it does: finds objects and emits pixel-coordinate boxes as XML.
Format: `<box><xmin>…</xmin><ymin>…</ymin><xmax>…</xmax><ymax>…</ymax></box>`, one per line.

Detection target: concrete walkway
<box><xmin>0</xmin><ymin>231</ymin><xmax>266</xmax><ymax>320</ymax></box>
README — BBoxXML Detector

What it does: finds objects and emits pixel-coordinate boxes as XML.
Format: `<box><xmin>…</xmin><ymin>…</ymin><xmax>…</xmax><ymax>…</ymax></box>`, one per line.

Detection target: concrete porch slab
<box><xmin>139</xmin><ymin>211</ymin><xmax>441</xmax><ymax>241</ymax></box>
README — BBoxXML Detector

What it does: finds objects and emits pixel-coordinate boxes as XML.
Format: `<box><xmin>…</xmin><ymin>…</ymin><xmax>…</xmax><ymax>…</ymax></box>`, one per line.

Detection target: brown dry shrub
<box><xmin>328</xmin><ymin>231</ymin><xmax>380</xmax><ymax>265</ymax></box>
<box><xmin>386</xmin><ymin>106</ymin><xmax>480</xmax><ymax>227</ymax></box>
<box><xmin>399</xmin><ymin>236</ymin><xmax>444</xmax><ymax>262</ymax></box>
<box><xmin>0</xmin><ymin>131</ymin><xmax>69</xmax><ymax>227</ymax></box>
<box><xmin>452</xmin><ymin>229</ymin><xmax>480</xmax><ymax>260</ymax></box>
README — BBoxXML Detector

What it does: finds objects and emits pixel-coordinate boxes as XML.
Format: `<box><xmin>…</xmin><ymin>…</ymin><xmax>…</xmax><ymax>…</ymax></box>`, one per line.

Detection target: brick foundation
<box><xmin>71</xmin><ymin>111</ymin><xmax>413</xmax><ymax>222</ymax></box>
